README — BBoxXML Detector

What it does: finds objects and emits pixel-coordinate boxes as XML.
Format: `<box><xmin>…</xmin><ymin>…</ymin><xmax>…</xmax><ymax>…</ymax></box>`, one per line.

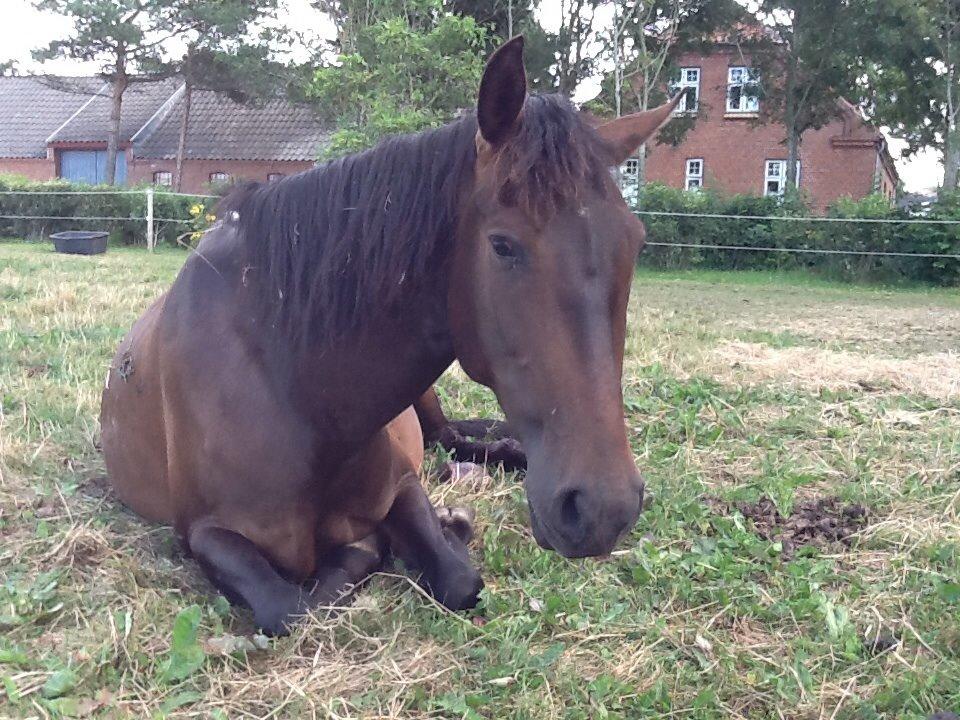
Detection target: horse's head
<box><xmin>449</xmin><ymin>37</ymin><xmax>683</xmax><ymax>558</ymax></box>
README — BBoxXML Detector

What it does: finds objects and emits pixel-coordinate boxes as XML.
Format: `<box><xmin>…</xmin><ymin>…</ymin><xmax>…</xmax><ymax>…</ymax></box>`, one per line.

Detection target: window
<box><xmin>209</xmin><ymin>171</ymin><xmax>230</xmax><ymax>184</ymax></box>
<box><xmin>673</xmin><ymin>67</ymin><xmax>700</xmax><ymax>113</ymax></box>
<box><xmin>622</xmin><ymin>158</ymin><xmax>639</xmax><ymax>178</ymax></box>
<box><xmin>727</xmin><ymin>66</ymin><xmax>760</xmax><ymax>113</ymax></box>
<box><xmin>764</xmin><ymin>160</ymin><xmax>801</xmax><ymax>197</ymax></box>
<box><xmin>685</xmin><ymin>158</ymin><xmax>703</xmax><ymax>191</ymax></box>
<box><xmin>267</xmin><ymin>173</ymin><xmax>285</xmax><ymax>183</ymax></box>
<box><xmin>153</xmin><ymin>171</ymin><xmax>172</xmax><ymax>187</ymax></box>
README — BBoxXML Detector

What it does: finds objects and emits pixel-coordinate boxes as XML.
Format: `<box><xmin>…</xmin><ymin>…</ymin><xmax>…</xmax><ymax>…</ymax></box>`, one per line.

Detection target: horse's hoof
<box><xmin>254</xmin><ymin>610</ymin><xmax>294</xmax><ymax>637</ymax></box>
<box><xmin>438</xmin><ymin>568</ymin><xmax>484</xmax><ymax>611</ymax></box>
<box><xmin>437</xmin><ymin>505</ymin><xmax>476</xmax><ymax>543</ymax></box>
<box><xmin>254</xmin><ymin>593</ymin><xmax>311</xmax><ymax>637</ymax></box>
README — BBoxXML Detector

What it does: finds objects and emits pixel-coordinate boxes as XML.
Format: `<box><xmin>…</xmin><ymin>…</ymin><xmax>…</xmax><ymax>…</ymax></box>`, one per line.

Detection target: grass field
<box><xmin>1</xmin><ymin>239</ymin><xmax>959</xmax><ymax>719</ymax></box>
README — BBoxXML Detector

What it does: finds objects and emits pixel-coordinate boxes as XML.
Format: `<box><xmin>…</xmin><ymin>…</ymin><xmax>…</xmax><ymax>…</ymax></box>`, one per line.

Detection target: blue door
<box><xmin>59</xmin><ymin>150</ymin><xmax>127</xmax><ymax>185</ymax></box>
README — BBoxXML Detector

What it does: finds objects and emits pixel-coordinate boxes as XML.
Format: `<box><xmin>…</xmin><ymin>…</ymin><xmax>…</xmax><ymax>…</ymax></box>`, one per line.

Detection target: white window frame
<box><xmin>152</xmin><ymin>170</ymin><xmax>172</xmax><ymax>187</ymax></box>
<box><xmin>622</xmin><ymin>158</ymin><xmax>640</xmax><ymax>178</ymax></box>
<box><xmin>267</xmin><ymin>172</ymin><xmax>285</xmax><ymax>183</ymax></box>
<box><xmin>685</xmin><ymin>158</ymin><xmax>704</xmax><ymax>191</ymax></box>
<box><xmin>727</xmin><ymin>66</ymin><xmax>760</xmax><ymax>113</ymax></box>
<box><xmin>209</xmin><ymin>171</ymin><xmax>230</xmax><ymax>183</ymax></box>
<box><xmin>764</xmin><ymin>160</ymin><xmax>801</xmax><ymax>197</ymax></box>
<box><xmin>673</xmin><ymin>67</ymin><xmax>700</xmax><ymax>113</ymax></box>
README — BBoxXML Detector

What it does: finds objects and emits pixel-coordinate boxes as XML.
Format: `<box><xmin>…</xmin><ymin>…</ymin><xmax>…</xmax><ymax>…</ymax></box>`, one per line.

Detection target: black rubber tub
<box><xmin>50</xmin><ymin>230</ymin><xmax>109</xmax><ymax>255</ymax></box>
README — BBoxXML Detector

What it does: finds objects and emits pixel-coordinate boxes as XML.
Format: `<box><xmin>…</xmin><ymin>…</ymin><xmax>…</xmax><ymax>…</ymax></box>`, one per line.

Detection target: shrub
<box><xmin>0</xmin><ymin>176</ymin><xmax>216</xmax><ymax>246</ymax></box>
<box><xmin>632</xmin><ymin>183</ymin><xmax>960</xmax><ymax>285</ymax></box>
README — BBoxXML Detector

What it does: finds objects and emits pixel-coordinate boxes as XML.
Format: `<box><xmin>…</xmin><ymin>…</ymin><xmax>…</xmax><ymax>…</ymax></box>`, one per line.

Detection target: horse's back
<box><xmin>101</xmin><ymin>293</ymin><xmax>172</xmax><ymax>523</ymax></box>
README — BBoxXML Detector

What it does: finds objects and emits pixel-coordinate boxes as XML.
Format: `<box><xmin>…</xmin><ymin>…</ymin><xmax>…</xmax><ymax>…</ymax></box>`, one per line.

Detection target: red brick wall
<box><xmin>128</xmin><ymin>157</ymin><xmax>316</xmax><ymax>194</ymax></box>
<box><xmin>0</xmin><ymin>157</ymin><xmax>56</xmax><ymax>181</ymax></box>
<box><xmin>645</xmin><ymin>48</ymin><xmax>886</xmax><ymax>212</ymax></box>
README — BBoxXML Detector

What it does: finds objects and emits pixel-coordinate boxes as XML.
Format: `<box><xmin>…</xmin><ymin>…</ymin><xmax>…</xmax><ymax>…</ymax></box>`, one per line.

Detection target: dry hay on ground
<box><xmin>711</xmin><ymin>341</ymin><xmax>960</xmax><ymax>401</ymax></box>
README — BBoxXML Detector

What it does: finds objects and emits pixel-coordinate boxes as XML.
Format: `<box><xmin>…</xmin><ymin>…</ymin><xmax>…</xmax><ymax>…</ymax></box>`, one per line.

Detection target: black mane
<box><xmin>224</xmin><ymin>94</ymin><xmax>610</xmax><ymax>343</ymax></box>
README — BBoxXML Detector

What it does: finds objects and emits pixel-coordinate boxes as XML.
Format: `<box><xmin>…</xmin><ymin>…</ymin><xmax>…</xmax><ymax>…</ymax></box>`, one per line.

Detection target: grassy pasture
<box><xmin>1</xmin><ymin>239</ymin><xmax>959</xmax><ymax>719</ymax></box>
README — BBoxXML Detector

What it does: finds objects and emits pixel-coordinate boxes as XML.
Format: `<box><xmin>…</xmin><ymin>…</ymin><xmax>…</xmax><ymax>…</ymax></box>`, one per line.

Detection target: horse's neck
<box><xmin>296</xmin><ymin>279</ymin><xmax>456</xmax><ymax>442</ymax></box>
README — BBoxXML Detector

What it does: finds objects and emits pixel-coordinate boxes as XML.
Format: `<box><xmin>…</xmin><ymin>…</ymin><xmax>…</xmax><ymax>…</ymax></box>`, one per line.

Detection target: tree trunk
<box><xmin>175</xmin><ymin>81</ymin><xmax>193</xmax><ymax>192</ymax></box>
<box><xmin>105</xmin><ymin>51</ymin><xmax>127</xmax><ymax>186</ymax></box>
<box><xmin>636</xmin><ymin>143</ymin><xmax>647</xmax><ymax>187</ymax></box>
<box><xmin>944</xmin><ymin>54</ymin><xmax>959</xmax><ymax>192</ymax></box>
<box><xmin>786</xmin><ymin>128</ymin><xmax>800</xmax><ymax>190</ymax></box>
<box><xmin>945</xmin><ymin>127</ymin><xmax>960</xmax><ymax>192</ymax></box>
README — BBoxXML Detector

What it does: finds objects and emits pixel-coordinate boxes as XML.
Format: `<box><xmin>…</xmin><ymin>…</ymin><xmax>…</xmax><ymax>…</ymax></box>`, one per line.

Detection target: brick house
<box><xmin>0</xmin><ymin>76</ymin><xmax>327</xmax><ymax>193</ymax></box>
<box><xmin>623</xmin><ymin>43</ymin><xmax>899</xmax><ymax>212</ymax></box>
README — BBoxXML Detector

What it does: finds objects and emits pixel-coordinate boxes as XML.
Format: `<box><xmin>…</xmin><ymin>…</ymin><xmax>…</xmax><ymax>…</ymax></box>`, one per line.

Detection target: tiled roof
<box><xmin>0</xmin><ymin>76</ymin><xmax>102</xmax><ymax>158</ymax></box>
<box><xmin>47</xmin><ymin>78</ymin><xmax>181</xmax><ymax>145</ymax></box>
<box><xmin>133</xmin><ymin>89</ymin><xmax>328</xmax><ymax>161</ymax></box>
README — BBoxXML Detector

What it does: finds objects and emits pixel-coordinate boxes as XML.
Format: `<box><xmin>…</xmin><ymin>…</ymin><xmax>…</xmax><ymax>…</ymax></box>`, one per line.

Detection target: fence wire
<box><xmin>634</xmin><ymin>209</ymin><xmax>960</xmax><ymax>225</ymax></box>
<box><xmin>2</xmin><ymin>189</ymin><xmax>959</xmax><ymax>260</ymax></box>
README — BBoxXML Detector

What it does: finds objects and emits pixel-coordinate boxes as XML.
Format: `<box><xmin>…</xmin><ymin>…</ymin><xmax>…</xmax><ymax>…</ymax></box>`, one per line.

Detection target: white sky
<box><xmin>2</xmin><ymin>0</ymin><xmax>941</xmax><ymax>193</ymax></box>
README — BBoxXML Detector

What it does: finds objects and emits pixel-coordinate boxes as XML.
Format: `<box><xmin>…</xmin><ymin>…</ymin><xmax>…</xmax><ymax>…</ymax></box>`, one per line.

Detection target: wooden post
<box><xmin>146</xmin><ymin>187</ymin><xmax>154</xmax><ymax>252</ymax></box>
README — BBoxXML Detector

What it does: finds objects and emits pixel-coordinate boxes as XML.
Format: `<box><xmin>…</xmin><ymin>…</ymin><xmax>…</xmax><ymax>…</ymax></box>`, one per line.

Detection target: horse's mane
<box><xmin>224</xmin><ymin>94</ymin><xmax>611</xmax><ymax>343</ymax></box>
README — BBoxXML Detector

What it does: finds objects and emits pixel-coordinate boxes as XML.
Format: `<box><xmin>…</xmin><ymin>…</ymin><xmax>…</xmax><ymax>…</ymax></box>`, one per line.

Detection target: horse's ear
<box><xmin>477</xmin><ymin>35</ymin><xmax>526</xmax><ymax>146</ymax></box>
<box><xmin>595</xmin><ymin>90</ymin><xmax>687</xmax><ymax>166</ymax></box>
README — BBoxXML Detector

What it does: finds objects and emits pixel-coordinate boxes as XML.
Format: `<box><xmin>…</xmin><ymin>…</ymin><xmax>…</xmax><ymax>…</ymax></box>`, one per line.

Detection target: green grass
<box><xmin>1</xmin><ymin>239</ymin><xmax>959</xmax><ymax>719</ymax></box>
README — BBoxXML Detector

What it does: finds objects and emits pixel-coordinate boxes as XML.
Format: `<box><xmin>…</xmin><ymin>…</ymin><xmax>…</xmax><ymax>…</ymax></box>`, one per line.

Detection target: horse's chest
<box><xmin>313</xmin><ymin>480</ymin><xmax>396</xmax><ymax>551</ymax></box>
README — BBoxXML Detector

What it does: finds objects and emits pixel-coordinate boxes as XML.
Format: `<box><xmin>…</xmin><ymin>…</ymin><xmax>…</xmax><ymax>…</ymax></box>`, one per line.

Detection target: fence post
<box><xmin>146</xmin><ymin>187</ymin><xmax>154</xmax><ymax>252</ymax></box>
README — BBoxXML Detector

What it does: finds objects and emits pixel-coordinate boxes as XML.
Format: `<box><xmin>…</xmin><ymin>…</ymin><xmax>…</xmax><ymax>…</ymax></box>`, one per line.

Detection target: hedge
<box><xmin>4</xmin><ymin>175</ymin><xmax>958</xmax><ymax>285</ymax></box>
<box><xmin>0</xmin><ymin>176</ymin><xmax>216</xmax><ymax>246</ymax></box>
<box><xmin>632</xmin><ymin>183</ymin><xmax>960</xmax><ymax>285</ymax></box>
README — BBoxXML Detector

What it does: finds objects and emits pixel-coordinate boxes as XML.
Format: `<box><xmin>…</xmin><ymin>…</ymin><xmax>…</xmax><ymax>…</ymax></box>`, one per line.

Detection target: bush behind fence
<box><xmin>3</xmin><ymin>176</ymin><xmax>959</xmax><ymax>285</ymax></box>
<box><xmin>0</xmin><ymin>176</ymin><xmax>216</xmax><ymax>247</ymax></box>
<box><xmin>633</xmin><ymin>184</ymin><xmax>960</xmax><ymax>285</ymax></box>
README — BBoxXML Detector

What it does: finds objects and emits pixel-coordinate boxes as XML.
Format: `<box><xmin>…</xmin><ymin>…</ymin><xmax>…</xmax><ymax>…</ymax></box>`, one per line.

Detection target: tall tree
<box><xmin>587</xmin><ymin>0</ymin><xmax>742</xmax><ymax>185</ymax></box>
<box><xmin>447</xmin><ymin>0</ymin><xmax>555</xmax><ymax>90</ymax></box>
<box><xmin>160</xmin><ymin>2</ymin><xmax>288</xmax><ymax>191</ymax></box>
<box><xmin>752</xmin><ymin>0</ymin><xmax>865</xmax><ymax>190</ymax></box>
<box><xmin>857</xmin><ymin>0</ymin><xmax>956</xmax><ymax>193</ymax></box>
<box><xmin>553</xmin><ymin>0</ymin><xmax>602</xmax><ymax>94</ymax></box>
<box><xmin>308</xmin><ymin>0</ymin><xmax>487</xmax><ymax>157</ymax></box>
<box><xmin>32</xmin><ymin>0</ymin><xmax>194</xmax><ymax>185</ymax></box>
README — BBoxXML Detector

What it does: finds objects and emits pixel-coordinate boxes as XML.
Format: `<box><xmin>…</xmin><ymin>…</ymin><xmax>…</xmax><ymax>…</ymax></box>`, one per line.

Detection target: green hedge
<box><xmin>633</xmin><ymin>183</ymin><xmax>960</xmax><ymax>285</ymax></box>
<box><xmin>0</xmin><ymin>176</ymin><xmax>216</xmax><ymax>246</ymax></box>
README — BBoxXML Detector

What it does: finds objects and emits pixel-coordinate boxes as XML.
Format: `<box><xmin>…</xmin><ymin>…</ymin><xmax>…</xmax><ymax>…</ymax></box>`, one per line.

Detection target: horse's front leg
<box><xmin>382</xmin><ymin>476</ymin><xmax>484</xmax><ymax>611</ymax></box>
<box><xmin>415</xmin><ymin>387</ymin><xmax>527</xmax><ymax>472</ymax></box>
<box><xmin>188</xmin><ymin>523</ymin><xmax>383</xmax><ymax>636</ymax></box>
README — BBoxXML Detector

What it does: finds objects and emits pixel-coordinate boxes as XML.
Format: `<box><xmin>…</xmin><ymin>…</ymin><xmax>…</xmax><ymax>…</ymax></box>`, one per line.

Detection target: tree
<box><xmin>447</xmin><ymin>0</ymin><xmax>556</xmax><ymax>90</ymax></box>
<box><xmin>586</xmin><ymin>0</ymin><xmax>742</xmax><ymax>185</ymax></box>
<box><xmin>751</xmin><ymin>0</ymin><xmax>866</xmax><ymax>191</ymax></box>
<box><xmin>857</xmin><ymin>0</ymin><xmax>956</xmax><ymax>193</ymax></box>
<box><xmin>308</xmin><ymin>0</ymin><xmax>487</xmax><ymax>157</ymax></box>
<box><xmin>32</xmin><ymin>0</ymin><xmax>194</xmax><ymax>185</ymax></box>
<box><xmin>159</xmin><ymin>2</ymin><xmax>288</xmax><ymax>191</ymax></box>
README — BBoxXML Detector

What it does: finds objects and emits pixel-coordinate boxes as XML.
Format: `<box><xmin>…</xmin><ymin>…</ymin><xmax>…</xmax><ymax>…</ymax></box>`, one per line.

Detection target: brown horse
<box><xmin>100</xmin><ymin>36</ymin><xmax>683</xmax><ymax>635</ymax></box>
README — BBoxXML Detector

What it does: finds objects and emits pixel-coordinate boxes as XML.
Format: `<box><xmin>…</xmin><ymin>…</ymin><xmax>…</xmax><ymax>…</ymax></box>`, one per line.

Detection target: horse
<box><xmin>99</xmin><ymin>36</ymin><xmax>684</xmax><ymax>635</ymax></box>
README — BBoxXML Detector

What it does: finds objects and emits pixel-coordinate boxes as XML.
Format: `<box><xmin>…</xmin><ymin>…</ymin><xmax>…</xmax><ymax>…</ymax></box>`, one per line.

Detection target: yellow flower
<box><xmin>189</xmin><ymin>203</ymin><xmax>203</xmax><ymax>217</ymax></box>
<box><xmin>205</xmin><ymin>214</ymin><xmax>216</xmax><ymax>223</ymax></box>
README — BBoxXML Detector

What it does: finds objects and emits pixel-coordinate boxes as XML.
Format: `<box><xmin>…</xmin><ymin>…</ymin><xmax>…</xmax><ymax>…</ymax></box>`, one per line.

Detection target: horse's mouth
<box><xmin>528</xmin><ymin>500</ymin><xmax>639</xmax><ymax>558</ymax></box>
<box><xmin>527</xmin><ymin>505</ymin><xmax>555</xmax><ymax>552</ymax></box>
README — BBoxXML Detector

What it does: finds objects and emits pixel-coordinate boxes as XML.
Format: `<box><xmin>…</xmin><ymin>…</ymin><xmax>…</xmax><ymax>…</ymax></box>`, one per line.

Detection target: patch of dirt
<box><xmin>78</xmin><ymin>474</ymin><xmax>115</xmax><ymax>501</ymax></box>
<box><xmin>711</xmin><ymin>341</ymin><xmax>960</xmax><ymax>401</ymax></box>
<box><xmin>707</xmin><ymin>495</ymin><xmax>869</xmax><ymax>556</ymax></box>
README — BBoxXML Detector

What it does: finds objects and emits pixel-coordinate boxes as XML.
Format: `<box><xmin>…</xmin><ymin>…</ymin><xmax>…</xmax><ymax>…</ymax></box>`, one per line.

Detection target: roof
<box><xmin>0</xmin><ymin>76</ymin><xmax>102</xmax><ymax>158</ymax></box>
<box><xmin>47</xmin><ymin>78</ymin><xmax>181</xmax><ymax>145</ymax></box>
<box><xmin>133</xmin><ymin>89</ymin><xmax>328</xmax><ymax>162</ymax></box>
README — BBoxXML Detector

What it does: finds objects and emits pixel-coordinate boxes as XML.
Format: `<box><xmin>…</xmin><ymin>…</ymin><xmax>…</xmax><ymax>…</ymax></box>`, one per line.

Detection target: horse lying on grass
<box><xmin>100</xmin><ymin>36</ymin><xmax>683</xmax><ymax>635</ymax></box>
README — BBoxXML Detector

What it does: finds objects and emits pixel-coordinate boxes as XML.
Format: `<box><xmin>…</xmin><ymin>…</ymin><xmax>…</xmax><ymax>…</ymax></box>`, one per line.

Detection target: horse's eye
<box><xmin>489</xmin><ymin>234</ymin><xmax>519</xmax><ymax>259</ymax></box>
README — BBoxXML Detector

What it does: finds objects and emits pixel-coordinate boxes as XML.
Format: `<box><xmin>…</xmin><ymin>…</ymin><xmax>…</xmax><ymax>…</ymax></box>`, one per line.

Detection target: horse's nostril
<box><xmin>559</xmin><ymin>489</ymin><xmax>583</xmax><ymax>530</ymax></box>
